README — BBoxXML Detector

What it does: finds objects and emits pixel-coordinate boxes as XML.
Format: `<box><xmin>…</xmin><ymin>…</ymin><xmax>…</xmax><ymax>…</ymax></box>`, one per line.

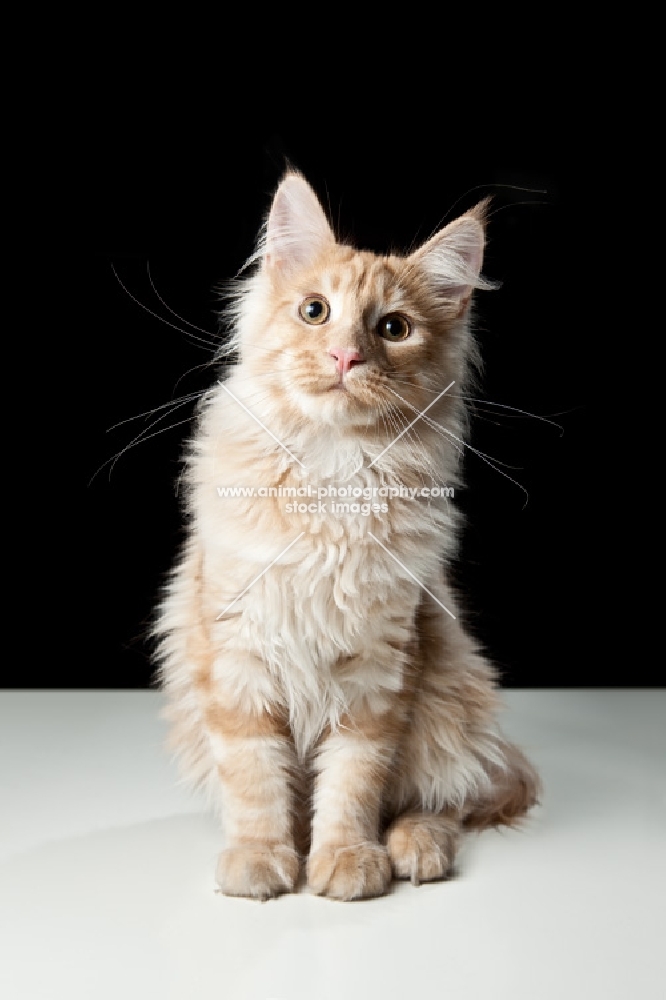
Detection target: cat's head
<box><xmin>228</xmin><ymin>173</ymin><xmax>493</xmax><ymax>432</ymax></box>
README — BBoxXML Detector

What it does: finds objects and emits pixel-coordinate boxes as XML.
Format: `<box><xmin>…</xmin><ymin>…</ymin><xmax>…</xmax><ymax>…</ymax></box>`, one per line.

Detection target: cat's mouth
<box><xmin>283</xmin><ymin>365</ymin><xmax>427</xmax><ymax>429</ymax></box>
<box><xmin>287</xmin><ymin>370</ymin><xmax>383</xmax><ymax>424</ymax></box>
<box><xmin>315</xmin><ymin>368</ymin><xmax>400</xmax><ymax>404</ymax></box>
<box><xmin>324</xmin><ymin>374</ymin><xmax>371</xmax><ymax>399</ymax></box>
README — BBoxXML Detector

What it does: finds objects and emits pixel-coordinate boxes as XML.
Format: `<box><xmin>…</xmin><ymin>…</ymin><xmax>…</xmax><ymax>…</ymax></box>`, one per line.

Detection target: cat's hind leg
<box><xmin>386</xmin><ymin>589</ymin><xmax>540</xmax><ymax>879</ymax></box>
<box><xmin>385</xmin><ymin>739</ymin><xmax>540</xmax><ymax>884</ymax></box>
<box><xmin>461</xmin><ymin>739</ymin><xmax>541</xmax><ymax>831</ymax></box>
<box><xmin>385</xmin><ymin>810</ymin><xmax>460</xmax><ymax>884</ymax></box>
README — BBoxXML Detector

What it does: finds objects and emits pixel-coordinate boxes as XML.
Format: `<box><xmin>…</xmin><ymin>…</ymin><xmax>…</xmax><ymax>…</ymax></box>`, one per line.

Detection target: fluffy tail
<box><xmin>463</xmin><ymin>741</ymin><xmax>541</xmax><ymax>831</ymax></box>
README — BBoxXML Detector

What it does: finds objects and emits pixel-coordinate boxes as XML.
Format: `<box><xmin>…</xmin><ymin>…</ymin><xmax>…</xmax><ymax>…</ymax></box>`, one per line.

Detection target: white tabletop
<box><xmin>1</xmin><ymin>690</ymin><xmax>664</xmax><ymax>1000</ymax></box>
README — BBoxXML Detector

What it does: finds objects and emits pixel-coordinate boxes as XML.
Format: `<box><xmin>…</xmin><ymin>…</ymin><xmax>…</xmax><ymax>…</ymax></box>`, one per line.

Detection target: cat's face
<box><xmin>235</xmin><ymin>174</ymin><xmax>489</xmax><ymax>431</ymax></box>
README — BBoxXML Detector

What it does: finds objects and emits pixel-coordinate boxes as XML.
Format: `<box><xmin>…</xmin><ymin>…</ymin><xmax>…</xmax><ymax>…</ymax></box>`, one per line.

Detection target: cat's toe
<box><xmin>386</xmin><ymin>814</ymin><xmax>459</xmax><ymax>885</ymax></box>
<box><xmin>307</xmin><ymin>842</ymin><xmax>391</xmax><ymax>900</ymax></box>
<box><xmin>216</xmin><ymin>842</ymin><xmax>300</xmax><ymax>900</ymax></box>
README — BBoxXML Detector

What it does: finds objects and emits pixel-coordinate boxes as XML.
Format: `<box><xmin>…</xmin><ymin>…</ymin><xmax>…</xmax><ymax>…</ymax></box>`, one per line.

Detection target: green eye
<box><xmin>299</xmin><ymin>295</ymin><xmax>330</xmax><ymax>325</ymax></box>
<box><xmin>377</xmin><ymin>313</ymin><xmax>411</xmax><ymax>342</ymax></box>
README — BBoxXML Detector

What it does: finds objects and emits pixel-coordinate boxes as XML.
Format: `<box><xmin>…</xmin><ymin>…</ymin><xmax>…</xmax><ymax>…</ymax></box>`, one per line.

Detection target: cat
<box><xmin>154</xmin><ymin>172</ymin><xmax>540</xmax><ymax>901</ymax></box>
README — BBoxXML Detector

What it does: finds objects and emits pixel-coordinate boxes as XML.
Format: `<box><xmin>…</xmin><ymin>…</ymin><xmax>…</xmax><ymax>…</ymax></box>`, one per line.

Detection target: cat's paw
<box><xmin>215</xmin><ymin>842</ymin><xmax>300</xmax><ymax>900</ymax></box>
<box><xmin>385</xmin><ymin>813</ymin><xmax>459</xmax><ymax>885</ymax></box>
<box><xmin>307</xmin><ymin>842</ymin><xmax>392</xmax><ymax>900</ymax></box>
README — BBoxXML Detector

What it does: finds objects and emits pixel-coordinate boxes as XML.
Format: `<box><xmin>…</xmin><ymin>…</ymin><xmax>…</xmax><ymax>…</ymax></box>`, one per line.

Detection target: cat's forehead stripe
<box><xmin>326</xmin><ymin>253</ymin><xmax>401</xmax><ymax>304</ymax></box>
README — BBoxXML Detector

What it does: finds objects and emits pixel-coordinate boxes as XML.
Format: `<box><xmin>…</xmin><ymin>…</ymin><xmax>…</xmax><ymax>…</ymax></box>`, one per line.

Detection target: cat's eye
<box><xmin>298</xmin><ymin>295</ymin><xmax>330</xmax><ymax>325</ymax></box>
<box><xmin>377</xmin><ymin>313</ymin><xmax>411</xmax><ymax>342</ymax></box>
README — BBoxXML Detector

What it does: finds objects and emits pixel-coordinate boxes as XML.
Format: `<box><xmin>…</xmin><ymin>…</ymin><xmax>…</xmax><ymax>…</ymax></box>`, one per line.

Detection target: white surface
<box><xmin>0</xmin><ymin>690</ymin><xmax>664</xmax><ymax>1000</ymax></box>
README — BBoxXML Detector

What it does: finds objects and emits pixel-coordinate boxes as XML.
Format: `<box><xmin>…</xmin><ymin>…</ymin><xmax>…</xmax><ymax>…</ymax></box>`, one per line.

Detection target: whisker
<box><xmin>106</xmin><ymin>391</ymin><xmax>207</xmax><ymax>432</ymax></box>
<box><xmin>90</xmin><ymin>399</ymin><xmax>196</xmax><ymax>485</ymax></box>
<box><xmin>172</xmin><ymin>358</ymin><xmax>226</xmax><ymax>394</ymax></box>
<box><xmin>387</xmin><ymin>375</ymin><xmax>451</xmax><ymax>394</ymax></box>
<box><xmin>451</xmin><ymin>395</ymin><xmax>564</xmax><ymax>434</ymax></box>
<box><xmin>146</xmin><ymin>262</ymin><xmax>219</xmax><ymax>339</ymax></box>
<box><xmin>107</xmin><ymin>416</ymin><xmax>196</xmax><ymax>477</ymax></box>
<box><xmin>378</xmin><ymin>401</ymin><xmax>443</xmax><ymax>485</ymax></box>
<box><xmin>110</xmin><ymin>264</ymin><xmax>218</xmax><ymax>352</ymax></box>
<box><xmin>385</xmin><ymin>385</ymin><xmax>529</xmax><ymax>506</ymax></box>
<box><xmin>386</xmin><ymin>378</ymin><xmax>566</xmax><ymax>435</ymax></box>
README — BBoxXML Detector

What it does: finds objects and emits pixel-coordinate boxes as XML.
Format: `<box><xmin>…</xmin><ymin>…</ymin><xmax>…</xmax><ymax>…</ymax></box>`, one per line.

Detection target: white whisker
<box><xmin>106</xmin><ymin>391</ymin><xmax>207</xmax><ymax>432</ymax></box>
<box><xmin>110</xmin><ymin>264</ymin><xmax>218</xmax><ymax>352</ymax></box>
<box><xmin>146</xmin><ymin>262</ymin><xmax>219</xmax><ymax>340</ymax></box>
<box><xmin>90</xmin><ymin>399</ymin><xmax>196</xmax><ymax>485</ymax></box>
<box><xmin>386</xmin><ymin>385</ymin><xmax>530</xmax><ymax>506</ymax></box>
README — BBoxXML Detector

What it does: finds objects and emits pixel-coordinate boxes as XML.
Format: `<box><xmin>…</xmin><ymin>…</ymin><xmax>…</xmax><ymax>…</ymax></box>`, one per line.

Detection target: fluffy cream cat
<box><xmin>155</xmin><ymin>172</ymin><xmax>540</xmax><ymax>900</ymax></box>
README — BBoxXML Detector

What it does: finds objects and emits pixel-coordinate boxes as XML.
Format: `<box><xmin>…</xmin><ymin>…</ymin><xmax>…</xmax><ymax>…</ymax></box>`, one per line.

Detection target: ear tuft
<box><xmin>410</xmin><ymin>200</ymin><xmax>495</xmax><ymax>302</ymax></box>
<box><xmin>265</xmin><ymin>172</ymin><xmax>335</xmax><ymax>275</ymax></box>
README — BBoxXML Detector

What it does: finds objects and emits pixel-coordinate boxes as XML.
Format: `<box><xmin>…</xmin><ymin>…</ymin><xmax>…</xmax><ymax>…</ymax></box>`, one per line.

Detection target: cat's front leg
<box><xmin>307</xmin><ymin>714</ymin><xmax>401</xmax><ymax>901</ymax></box>
<box><xmin>208</xmin><ymin>698</ymin><xmax>300</xmax><ymax>900</ymax></box>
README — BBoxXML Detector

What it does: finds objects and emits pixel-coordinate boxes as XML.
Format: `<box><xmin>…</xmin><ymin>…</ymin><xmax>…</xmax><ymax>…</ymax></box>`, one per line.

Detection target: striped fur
<box><xmin>154</xmin><ymin>173</ymin><xmax>540</xmax><ymax>900</ymax></box>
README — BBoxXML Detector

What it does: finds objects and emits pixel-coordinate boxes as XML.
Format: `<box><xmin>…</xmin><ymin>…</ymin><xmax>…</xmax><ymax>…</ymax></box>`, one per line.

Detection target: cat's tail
<box><xmin>462</xmin><ymin>740</ymin><xmax>541</xmax><ymax>831</ymax></box>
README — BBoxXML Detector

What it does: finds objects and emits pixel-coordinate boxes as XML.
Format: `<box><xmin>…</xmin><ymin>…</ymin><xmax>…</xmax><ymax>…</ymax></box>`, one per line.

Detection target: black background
<box><xmin>36</xmin><ymin>90</ymin><xmax>626</xmax><ymax>690</ymax></box>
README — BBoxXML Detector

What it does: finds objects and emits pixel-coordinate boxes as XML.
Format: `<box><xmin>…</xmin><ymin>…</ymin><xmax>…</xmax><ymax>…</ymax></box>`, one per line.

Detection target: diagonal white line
<box><xmin>367</xmin><ymin>380</ymin><xmax>455</xmax><ymax>468</ymax></box>
<box><xmin>368</xmin><ymin>531</ymin><xmax>456</xmax><ymax>619</ymax></box>
<box><xmin>218</xmin><ymin>382</ymin><xmax>307</xmax><ymax>470</ymax></box>
<box><xmin>215</xmin><ymin>532</ymin><xmax>306</xmax><ymax>620</ymax></box>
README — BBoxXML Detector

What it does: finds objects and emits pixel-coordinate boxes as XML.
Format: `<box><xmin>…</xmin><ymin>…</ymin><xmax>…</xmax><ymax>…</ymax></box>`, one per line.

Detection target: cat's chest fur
<box><xmin>193</xmin><ymin>416</ymin><xmax>450</xmax><ymax>749</ymax></box>
<box><xmin>153</xmin><ymin>174</ymin><xmax>543</xmax><ymax>899</ymax></box>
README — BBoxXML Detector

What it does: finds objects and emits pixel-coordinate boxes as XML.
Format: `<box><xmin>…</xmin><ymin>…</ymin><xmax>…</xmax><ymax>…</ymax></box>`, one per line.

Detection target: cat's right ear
<box><xmin>264</xmin><ymin>173</ymin><xmax>335</xmax><ymax>276</ymax></box>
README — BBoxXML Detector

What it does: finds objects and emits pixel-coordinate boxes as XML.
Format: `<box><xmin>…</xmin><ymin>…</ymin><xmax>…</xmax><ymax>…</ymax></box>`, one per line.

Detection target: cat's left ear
<box><xmin>408</xmin><ymin>200</ymin><xmax>493</xmax><ymax>310</ymax></box>
<box><xmin>264</xmin><ymin>172</ymin><xmax>335</xmax><ymax>276</ymax></box>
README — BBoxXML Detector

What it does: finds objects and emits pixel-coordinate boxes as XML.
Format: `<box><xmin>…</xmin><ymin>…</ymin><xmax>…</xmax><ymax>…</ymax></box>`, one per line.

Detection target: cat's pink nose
<box><xmin>328</xmin><ymin>347</ymin><xmax>365</xmax><ymax>375</ymax></box>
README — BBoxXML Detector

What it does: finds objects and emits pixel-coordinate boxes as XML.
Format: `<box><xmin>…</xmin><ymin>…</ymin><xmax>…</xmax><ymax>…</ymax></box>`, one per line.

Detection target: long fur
<box><xmin>154</xmin><ymin>173</ymin><xmax>540</xmax><ymax>900</ymax></box>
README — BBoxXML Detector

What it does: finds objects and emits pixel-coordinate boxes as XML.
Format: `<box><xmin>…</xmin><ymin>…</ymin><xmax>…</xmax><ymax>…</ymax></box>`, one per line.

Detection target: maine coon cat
<box><xmin>155</xmin><ymin>172</ymin><xmax>540</xmax><ymax>900</ymax></box>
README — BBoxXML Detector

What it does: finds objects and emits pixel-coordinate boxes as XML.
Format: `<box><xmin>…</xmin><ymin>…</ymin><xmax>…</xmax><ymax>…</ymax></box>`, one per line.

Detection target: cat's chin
<box><xmin>292</xmin><ymin>386</ymin><xmax>380</xmax><ymax>429</ymax></box>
